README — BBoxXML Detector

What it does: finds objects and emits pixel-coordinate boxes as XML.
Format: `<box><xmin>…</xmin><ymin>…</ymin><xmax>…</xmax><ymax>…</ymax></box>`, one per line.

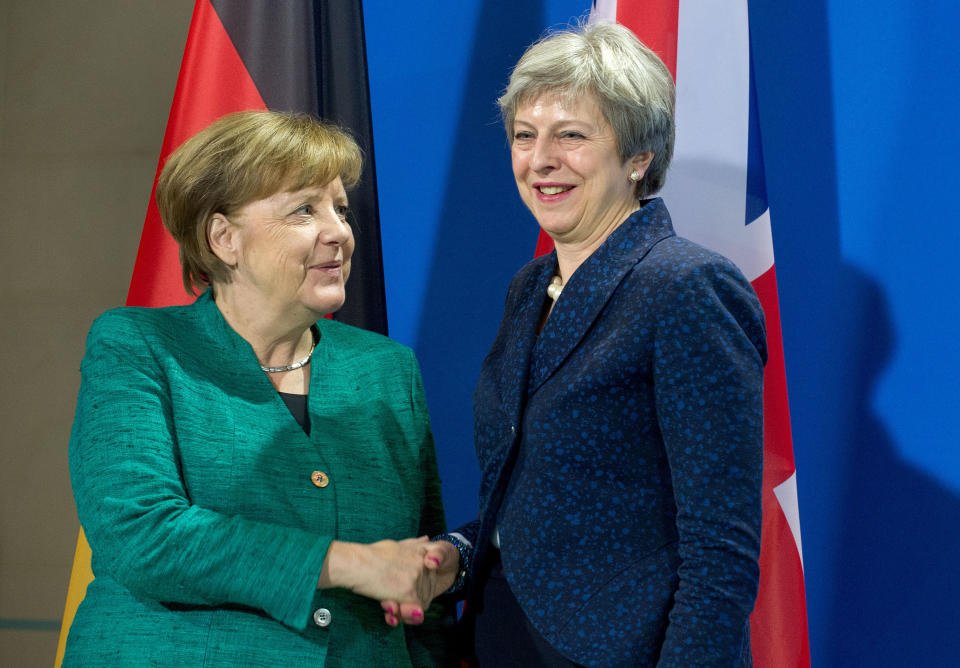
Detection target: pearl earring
<box><xmin>629</xmin><ymin>171</ymin><xmax>641</xmax><ymax>182</ymax></box>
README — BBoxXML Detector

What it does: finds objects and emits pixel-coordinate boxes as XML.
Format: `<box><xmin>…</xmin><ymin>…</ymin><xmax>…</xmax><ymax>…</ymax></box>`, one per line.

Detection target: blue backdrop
<box><xmin>363</xmin><ymin>1</ymin><xmax>960</xmax><ymax>666</ymax></box>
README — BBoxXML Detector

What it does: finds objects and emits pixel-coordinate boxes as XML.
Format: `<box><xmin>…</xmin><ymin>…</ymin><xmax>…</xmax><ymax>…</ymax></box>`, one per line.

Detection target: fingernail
<box><xmin>387</xmin><ymin>615</ymin><xmax>398</xmax><ymax>626</ymax></box>
<box><xmin>412</xmin><ymin>609</ymin><xmax>423</xmax><ymax>620</ymax></box>
<box><xmin>426</xmin><ymin>557</ymin><xmax>440</xmax><ymax>567</ymax></box>
<box><xmin>387</xmin><ymin>604</ymin><xmax>396</xmax><ymax>615</ymax></box>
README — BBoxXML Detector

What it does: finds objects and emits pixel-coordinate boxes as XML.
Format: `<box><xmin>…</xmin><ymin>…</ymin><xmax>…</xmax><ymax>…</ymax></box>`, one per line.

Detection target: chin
<box><xmin>534</xmin><ymin>216</ymin><xmax>575</xmax><ymax>238</ymax></box>
<box><xmin>304</xmin><ymin>289</ymin><xmax>346</xmax><ymax>316</ymax></box>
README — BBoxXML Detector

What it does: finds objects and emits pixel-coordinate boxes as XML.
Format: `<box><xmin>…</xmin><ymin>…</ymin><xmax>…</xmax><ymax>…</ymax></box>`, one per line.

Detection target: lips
<box><xmin>536</xmin><ymin>184</ymin><xmax>574</xmax><ymax>195</ymax></box>
<box><xmin>309</xmin><ymin>259</ymin><xmax>343</xmax><ymax>276</ymax></box>
<box><xmin>533</xmin><ymin>183</ymin><xmax>575</xmax><ymax>202</ymax></box>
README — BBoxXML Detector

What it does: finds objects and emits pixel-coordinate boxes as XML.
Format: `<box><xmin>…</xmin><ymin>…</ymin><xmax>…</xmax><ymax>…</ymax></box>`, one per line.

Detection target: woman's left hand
<box><xmin>380</xmin><ymin>539</ymin><xmax>459</xmax><ymax>626</ymax></box>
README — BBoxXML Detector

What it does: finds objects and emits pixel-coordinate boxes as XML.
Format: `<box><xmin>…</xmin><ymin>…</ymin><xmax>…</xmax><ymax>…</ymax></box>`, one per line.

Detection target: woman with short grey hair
<box><xmin>396</xmin><ymin>22</ymin><xmax>766</xmax><ymax>667</ymax></box>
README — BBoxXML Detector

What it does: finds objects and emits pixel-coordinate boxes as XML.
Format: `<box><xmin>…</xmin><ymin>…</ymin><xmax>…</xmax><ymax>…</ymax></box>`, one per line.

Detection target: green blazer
<box><xmin>65</xmin><ymin>290</ymin><xmax>452</xmax><ymax>667</ymax></box>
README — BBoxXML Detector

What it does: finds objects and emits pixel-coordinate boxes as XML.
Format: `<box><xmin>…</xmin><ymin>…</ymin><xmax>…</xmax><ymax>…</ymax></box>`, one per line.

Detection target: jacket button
<box><xmin>313</xmin><ymin>607</ymin><xmax>332</xmax><ymax>627</ymax></box>
<box><xmin>310</xmin><ymin>471</ymin><xmax>330</xmax><ymax>488</ymax></box>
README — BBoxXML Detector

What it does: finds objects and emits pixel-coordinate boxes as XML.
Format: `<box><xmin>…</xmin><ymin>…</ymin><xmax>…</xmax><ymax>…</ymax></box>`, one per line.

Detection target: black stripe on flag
<box><xmin>211</xmin><ymin>0</ymin><xmax>388</xmax><ymax>335</ymax></box>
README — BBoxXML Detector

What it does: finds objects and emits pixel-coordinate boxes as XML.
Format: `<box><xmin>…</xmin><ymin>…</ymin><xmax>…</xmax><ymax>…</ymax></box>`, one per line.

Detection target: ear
<box><xmin>629</xmin><ymin>152</ymin><xmax>655</xmax><ymax>179</ymax></box>
<box><xmin>207</xmin><ymin>213</ymin><xmax>240</xmax><ymax>267</ymax></box>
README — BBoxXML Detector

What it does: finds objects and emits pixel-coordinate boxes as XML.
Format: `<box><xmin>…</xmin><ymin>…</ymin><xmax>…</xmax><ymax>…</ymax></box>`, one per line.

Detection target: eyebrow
<box><xmin>513</xmin><ymin>117</ymin><xmax>598</xmax><ymax>131</ymax></box>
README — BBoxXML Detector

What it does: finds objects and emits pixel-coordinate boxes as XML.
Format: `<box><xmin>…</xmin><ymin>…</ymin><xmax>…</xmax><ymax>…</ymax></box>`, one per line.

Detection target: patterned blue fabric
<box><xmin>460</xmin><ymin>198</ymin><xmax>767</xmax><ymax>667</ymax></box>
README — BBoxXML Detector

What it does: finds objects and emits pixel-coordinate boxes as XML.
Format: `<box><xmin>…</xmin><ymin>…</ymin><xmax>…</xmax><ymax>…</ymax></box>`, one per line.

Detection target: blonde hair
<box><xmin>156</xmin><ymin>111</ymin><xmax>362</xmax><ymax>293</ymax></box>
<box><xmin>498</xmin><ymin>22</ymin><xmax>675</xmax><ymax>198</ymax></box>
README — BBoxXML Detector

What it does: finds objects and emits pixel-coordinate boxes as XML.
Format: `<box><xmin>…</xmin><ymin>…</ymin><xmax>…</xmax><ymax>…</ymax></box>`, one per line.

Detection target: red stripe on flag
<box><xmin>754</xmin><ymin>494</ymin><xmax>811</xmax><ymax>668</ymax></box>
<box><xmin>533</xmin><ymin>230</ymin><xmax>555</xmax><ymax>257</ymax></box>
<box><xmin>751</xmin><ymin>264</ymin><xmax>811</xmax><ymax>667</ymax></box>
<box><xmin>753</xmin><ymin>265</ymin><xmax>798</xmax><ymax>475</ymax></box>
<box><xmin>126</xmin><ymin>0</ymin><xmax>266</xmax><ymax>308</ymax></box>
<box><xmin>616</xmin><ymin>0</ymin><xmax>679</xmax><ymax>79</ymax></box>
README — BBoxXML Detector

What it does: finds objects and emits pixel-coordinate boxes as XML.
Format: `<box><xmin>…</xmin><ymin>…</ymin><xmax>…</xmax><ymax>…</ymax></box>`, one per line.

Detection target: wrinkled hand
<box><xmin>380</xmin><ymin>539</ymin><xmax>459</xmax><ymax>626</ymax></box>
<box><xmin>319</xmin><ymin>536</ymin><xmax>439</xmax><ymax>611</ymax></box>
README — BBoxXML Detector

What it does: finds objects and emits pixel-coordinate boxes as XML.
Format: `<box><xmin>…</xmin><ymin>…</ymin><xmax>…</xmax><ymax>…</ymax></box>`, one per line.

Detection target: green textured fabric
<box><xmin>65</xmin><ymin>291</ymin><xmax>453</xmax><ymax>667</ymax></box>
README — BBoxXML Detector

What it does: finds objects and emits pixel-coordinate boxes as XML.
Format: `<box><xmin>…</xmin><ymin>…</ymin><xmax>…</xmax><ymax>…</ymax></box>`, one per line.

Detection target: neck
<box><xmin>213</xmin><ymin>283</ymin><xmax>317</xmax><ymax>370</ymax></box>
<box><xmin>553</xmin><ymin>202</ymin><xmax>639</xmax><ymax>282</ymax></box>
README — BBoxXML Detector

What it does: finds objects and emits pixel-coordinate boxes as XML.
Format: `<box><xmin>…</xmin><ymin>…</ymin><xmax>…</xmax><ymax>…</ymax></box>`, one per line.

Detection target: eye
<box><xmin>292</xmin><ymin>203</ymin><xmax>314</xmax><ymax>216</ymax></box>
<box><xmin>513</xmin><ymin>130</ymin><xmax>535</xmax><ymax>142</ymax></box>
<box><xmin>335</xmin><ymin>204</ymin><xmax>350</xmax><ymax>220</ymax></box>
<box><xmin>560</xmin><ymin>131</ymin><xmax>586</xmax><ymax>139</ymax></box>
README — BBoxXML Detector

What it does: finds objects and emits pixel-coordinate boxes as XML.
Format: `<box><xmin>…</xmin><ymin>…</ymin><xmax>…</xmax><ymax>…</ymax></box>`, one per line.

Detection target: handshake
<box><xmin>317</xmin><ymin>536</ymin><xmax>462</xmax><ymax>626</ymax></box>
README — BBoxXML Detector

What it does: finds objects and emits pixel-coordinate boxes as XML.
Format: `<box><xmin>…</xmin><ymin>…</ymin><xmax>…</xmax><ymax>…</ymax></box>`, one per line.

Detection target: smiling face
<box><xmin>208</xmin><ymin>177</ymin><xmax>354</xmax><ymax>322</ymax></box>
<box><xmin>511</xmin><ymin>93</ymin><xmax>652</xmax><ymax>250</ymax></box>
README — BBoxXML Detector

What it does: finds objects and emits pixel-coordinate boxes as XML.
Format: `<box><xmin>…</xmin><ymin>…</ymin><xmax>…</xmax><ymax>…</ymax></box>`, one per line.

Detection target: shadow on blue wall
<box><xmin>413</xmin><ymin>1</ymin><xmax>550</xmax><ymax>529</ymax></box>
<box><xmin>750</xmin><ymin>2</ymin><xmax>960</xmax><ymax>665</ymax></box>
<box><xmin>828</xmin><ymin>267</ymin><xmax>960</xmax><ymax>666</ymax></box>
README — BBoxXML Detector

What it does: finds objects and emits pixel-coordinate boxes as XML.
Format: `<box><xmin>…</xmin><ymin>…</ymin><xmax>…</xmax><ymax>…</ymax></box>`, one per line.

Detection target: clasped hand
<box><xmin>319</xmin><ymin>536</ymin><xmax>459</xmax><ymax>626</ymax></box>
<box><xmin>379</xmin><ymin>537</ymin><xmax>459</xmax><ymax>627</ymax></box>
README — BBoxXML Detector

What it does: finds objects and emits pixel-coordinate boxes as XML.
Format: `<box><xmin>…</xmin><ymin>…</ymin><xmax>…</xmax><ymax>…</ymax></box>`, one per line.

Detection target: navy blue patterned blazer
<box><xmin>457</xmin><ymin>198</ymin><xmax>767</xmax><ymax>667</ymax></box>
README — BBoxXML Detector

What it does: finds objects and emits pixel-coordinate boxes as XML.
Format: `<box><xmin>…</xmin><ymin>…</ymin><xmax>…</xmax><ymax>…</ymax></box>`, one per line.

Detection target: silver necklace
<box><xmin>259</xmin><ymin>327</ymin><xmax>319</xmax><ymax>373</ymax></box>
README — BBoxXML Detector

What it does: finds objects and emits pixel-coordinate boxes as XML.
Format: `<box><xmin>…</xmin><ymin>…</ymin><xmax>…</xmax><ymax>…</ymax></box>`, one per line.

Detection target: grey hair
<box><xmin>498</xmin><ymin>21</ymin><xmax>675</xmax><ymax>198</ymax></box>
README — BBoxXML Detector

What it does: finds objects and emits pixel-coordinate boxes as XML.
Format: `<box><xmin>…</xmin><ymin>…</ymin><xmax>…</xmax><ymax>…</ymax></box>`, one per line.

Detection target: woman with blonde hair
<box><xmin>65</xmin><ymin>111</ymin><xmax>453</xmax><ymax>666</ymax></box>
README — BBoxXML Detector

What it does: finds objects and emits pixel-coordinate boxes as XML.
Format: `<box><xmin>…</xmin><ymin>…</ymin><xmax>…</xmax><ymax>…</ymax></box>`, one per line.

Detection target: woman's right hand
<box><xmin>317</xmin><ymin>536</ymin><xmax>439</xmax><ymax>610</ymax></box>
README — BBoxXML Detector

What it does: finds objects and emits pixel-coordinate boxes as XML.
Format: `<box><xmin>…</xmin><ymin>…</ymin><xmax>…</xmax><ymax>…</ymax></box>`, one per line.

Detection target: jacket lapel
<box><xmin>528</xmin><ymin>198</ymin><xmax>676</xmax><ymax>395</ymax></box>
<box><xmin>194</xmin><ymin>290</ymin><xmax>313</xmax><ymax>445</ymax></box>
<box><xmin>492</xmin><ymin>257</ymin><xmax>556</xmax><ymax>429</ymax></box>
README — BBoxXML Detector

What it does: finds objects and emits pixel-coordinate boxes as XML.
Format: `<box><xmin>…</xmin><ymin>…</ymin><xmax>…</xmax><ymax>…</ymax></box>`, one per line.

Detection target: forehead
<box><xmin>245</xmin><ymin>177</ymin><xmax>347</xmax><ymax>212</ymax></box>
<box><xmin>281</xmin><ymin>176</ymin><xmax>347</xmax><ymax>200</ymax></box>
<box><xmin>514</xmin><ymin>91</ymin><xmax>605</xmax><ymax>126</ymax></box>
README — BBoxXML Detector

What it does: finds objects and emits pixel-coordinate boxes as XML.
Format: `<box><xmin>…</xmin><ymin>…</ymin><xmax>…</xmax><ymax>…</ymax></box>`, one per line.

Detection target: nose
<box><xmin>317</xmin><ymin>207</ymin><xmax>352</xmax><ymax>247</ymax></box>
<box><xmin>530</xmin><ymin>135</ymin><xmax>560</xmax><ymax>173</ymax></box>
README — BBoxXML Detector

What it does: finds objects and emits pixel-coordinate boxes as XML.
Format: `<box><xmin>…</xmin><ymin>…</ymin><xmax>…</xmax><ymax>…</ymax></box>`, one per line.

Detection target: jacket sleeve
<box><xmin>401</xmin><ymin>348</ymin><xmax>458</xmax><ymax>666</ymax></box>
<box><xmin>651</xmin><ymin>258</ymin><xmax>767</xmax><ymax>667</ymax></box>
<box><xmin>68</xmin><ymin>311</ymin><xmax>330</xmax><ymax>630</ymax></box>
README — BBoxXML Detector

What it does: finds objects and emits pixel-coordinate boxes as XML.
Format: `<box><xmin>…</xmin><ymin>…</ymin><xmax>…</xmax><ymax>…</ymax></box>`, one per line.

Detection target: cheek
<box><xmin>511</xmin><ymin>150</ymin><xmax>526</xmax><ymax>178</ymax></box>
<box><xmin>265</xmin><ymin>237</ymin><xmax>296</xmax><ymax>268</ymax></box>
<box><xmin>273</xmin><ymin>250</ymin><xmax>294</xmax><ymax>269</ymax></box>
<box><xmin>280</xmin><ymin>229</ymin><xmax>319</xmax><ymax>265</ymax></box>
<box><xmin>252</xmin><ymin>226</ymin><xmax>298</xmax><ymax>266</ymax></box>
<box><xmin>342</xmin><ymin>230</ymin><xmax>356</xmax><ymax>281</ymax></box>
